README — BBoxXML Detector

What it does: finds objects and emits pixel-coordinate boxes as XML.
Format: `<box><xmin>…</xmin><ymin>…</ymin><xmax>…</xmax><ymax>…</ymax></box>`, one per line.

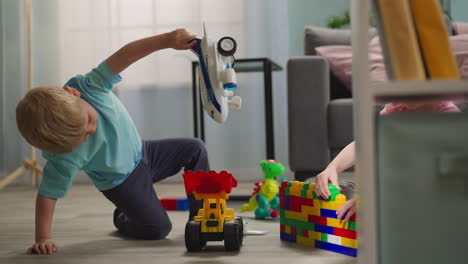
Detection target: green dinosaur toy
<box><xmin>239</xmin><ymin>160</ymin><xmax>287</xmax><ymax>219</ymax></box>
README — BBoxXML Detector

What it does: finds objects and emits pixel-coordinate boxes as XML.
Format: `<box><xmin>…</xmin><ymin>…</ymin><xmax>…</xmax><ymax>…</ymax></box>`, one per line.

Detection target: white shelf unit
<box><xmin>350</xmin><ymin>1</ymin><xmax>468</xmax><ymax>264</ymax></box>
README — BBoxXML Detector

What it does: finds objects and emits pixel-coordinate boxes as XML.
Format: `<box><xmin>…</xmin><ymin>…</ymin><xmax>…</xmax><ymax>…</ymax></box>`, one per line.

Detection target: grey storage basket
<box><xmin>377</xmin><ymin>112</ymin><xmax>468</xmax><ymax>264</ymax></box>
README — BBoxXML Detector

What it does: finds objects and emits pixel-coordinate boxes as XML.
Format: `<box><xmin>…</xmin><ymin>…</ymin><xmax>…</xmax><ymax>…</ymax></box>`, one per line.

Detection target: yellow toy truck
<box><xmin>183</xmin><ymin>170</ymin><xmax>243</xmax><ymax>251</ymax></box>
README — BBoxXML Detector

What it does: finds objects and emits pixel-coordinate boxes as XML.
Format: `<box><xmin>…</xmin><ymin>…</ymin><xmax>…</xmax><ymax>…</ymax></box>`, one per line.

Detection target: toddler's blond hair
<box><xmin>16</xmin><ymin>86</ymin><xmax>86</xmax><ymax>153</ymax></box>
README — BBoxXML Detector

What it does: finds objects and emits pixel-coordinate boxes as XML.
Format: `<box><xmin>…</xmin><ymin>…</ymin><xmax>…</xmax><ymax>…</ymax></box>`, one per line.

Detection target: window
<box><xmin>58</xmin><ymin>0</ymin><xmax>244</xmax><ymax>88</ymax></box>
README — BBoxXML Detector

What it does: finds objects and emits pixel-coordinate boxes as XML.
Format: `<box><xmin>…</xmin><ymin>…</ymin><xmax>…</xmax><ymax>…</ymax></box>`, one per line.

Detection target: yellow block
<box><xmin>327</xmin><ymin>218</ymin><xmax>349</xmax><ymax>229</ymax></box>
<box><xmin>341</xmin><ymin>237</ymin><xmax>358</xmax><ymax>249</ymax></box>
<box><xmin>297</xmin><ymin>235</ymin><xmax>315</xmax><ymax>247</ymax></box>
<box><xmin>285</xmin><ymin>225</ymin><xmax>291</xmax><ymax>234</ymax></box>
<box><xmin>320</xmin><ymin>200</ymin><xmax>343</xmax><ymax>210</ymax></box>
<box><xmin>301</xmin><ymin>205</ymin><xmax>320</xmax><ymax>216</ymax></box>
<box><xmin>311</xmin><ymin>231</ymin><xmax>321</xmax><ymax>241</ymax></box>
<box><xmin>285</xmin><ymin>210</ymin><xmax>308</xmax><ymax>222</ymax></box>
<box><xmin>308</xmin><ymin>183</ymin><xmax>316</xmax><ymax>191</ymax></box>
<box><xmin>289</xmin><ymin>181</ymin><xmax>304</xmax><ymax>196</ymax></box>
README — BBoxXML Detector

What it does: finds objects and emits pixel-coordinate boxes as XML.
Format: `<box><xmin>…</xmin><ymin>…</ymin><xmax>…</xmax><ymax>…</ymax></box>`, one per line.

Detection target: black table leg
<box><xmin>264</xmin><ymin>60</ymin><xmax>275</xmax><ymax>159</ymax></box>
<box><xmin>192</xmin><ymin>62</ymin><xmax>198</xmax><ymax>139</ymax></box>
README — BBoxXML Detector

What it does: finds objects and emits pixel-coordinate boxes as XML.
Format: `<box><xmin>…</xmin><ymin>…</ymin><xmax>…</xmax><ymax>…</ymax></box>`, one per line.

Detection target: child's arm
<box><xmin>315</xmin><ymin>141</ymin><xmax>356</xmax><ymax>199</ymax></box>
<box><xmin>27</xmin><ymin>194</ymin><xmax>58</xmax><ymax>254</ymax></box>
<box><xmin>105</xmin><ymin>28</ymin><xmax>196</xmax><ymax>75</ymax></box>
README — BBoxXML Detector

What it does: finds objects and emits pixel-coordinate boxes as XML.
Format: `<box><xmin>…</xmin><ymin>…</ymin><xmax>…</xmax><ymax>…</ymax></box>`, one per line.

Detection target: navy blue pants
<box><xmin>102</xmin><ymin>138</ymin><xmax>209</xmax><ymax>240</ymax></box>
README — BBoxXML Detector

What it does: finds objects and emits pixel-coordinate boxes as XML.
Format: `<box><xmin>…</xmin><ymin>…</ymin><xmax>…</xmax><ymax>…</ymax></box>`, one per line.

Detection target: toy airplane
<box><xmin>191</xmin><ymin>24</ymin><xmax>241</xmax><ymax>123</ymax></box>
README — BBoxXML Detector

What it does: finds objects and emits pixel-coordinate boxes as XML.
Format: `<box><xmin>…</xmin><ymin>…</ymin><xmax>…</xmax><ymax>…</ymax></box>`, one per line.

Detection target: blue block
<box><xmin>280</xmin><ymin>232</ymin><xmax>296</xmax><ymax>243</ymax></box>
<box><xmin>284</xmin><ymin>195</ymin><xmax>290</xmax><ymax>210</ymax></box>
<box><xmin>320</xmin><ymin>208</ymin><xmax>338</xmax><ymax>219</ymax></box>
<box><xmin>176</xmin><ymin>198</ymin><xmax>189</xmax><ymax>211</ymax></box>
<box><xmin>315</xmin><ymin>224</ymin><xmax>334</xmax><ymax>235</ymax></box>
<box><xmin>315</xmin><ymin>240</ymin><xmax>357</xmax><ymax>257</ymax></box>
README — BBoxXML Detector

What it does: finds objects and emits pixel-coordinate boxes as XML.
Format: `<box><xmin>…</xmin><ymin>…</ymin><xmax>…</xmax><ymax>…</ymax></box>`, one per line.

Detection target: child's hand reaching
<box><xmin>167</xmin><ymin>28</ymin><xmax>197</xmax><ymax>50</ymax></box>
<box><xmin>314</xmin><ymin>166</ymin><xmax>342</xmax><ymax>200</ymax></box>
<box><xmin>27</xmin><ymin>238</ymin><xmax>58</xmax><ymax>255</ymax></box>
<box><xmin>336</xmin><ymin>197</ymin><xmax>357</xmax><ymax>222</ymax></box>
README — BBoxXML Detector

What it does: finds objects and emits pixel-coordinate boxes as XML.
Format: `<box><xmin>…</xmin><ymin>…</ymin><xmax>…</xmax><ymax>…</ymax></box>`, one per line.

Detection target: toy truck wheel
<box><xmin>235</xmin><ymin>216</ymin><xmax>244</xmax><ymax>245</ymax></box>
<box><xmin>224</xmin><ymin>221</ymin><xmax>241</xmax><ymax>251</ymax></box>
<box><xmin>185</xmin><ymin>221</ymin><xmax>205</xmax><ymax>252</ymax></box>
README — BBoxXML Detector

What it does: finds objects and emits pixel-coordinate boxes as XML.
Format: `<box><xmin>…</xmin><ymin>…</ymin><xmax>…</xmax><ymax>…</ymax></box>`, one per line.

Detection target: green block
<box><xmin>280</xmin><ymin>217</ymin><xmax>315</xmax><ymax>231</ymax></box>
<box><xmin>321</xmin><ymin>232</ymin><xmax>328</xmax><ymax>242</ymax></box>
<box><xmin>297</xmin><ymin>228</ymin><xmax>303</xmax><ymax>236</ymax></box>
<box><xmin>328</xmin><ymin>184</ymin><xmax>342</xmax><ymax>201</ymax></box>
<box><xmin>280</xmin><ymin>209</ymin><xmax>285</xmax><ymax>218</ymax></box>
<box><xmin>298</xmin><ymin>221</ymin><xmax>314</xmax><ymax>231</ymax></box>
<box><xmin>348</xmin><ymin>221</ymin><xmax>357</xmax><ymax>231</ymax></box>
<box><xmin>301</xmin><ymin>183</ymin><xmax>311</xmax><ymax>198</ymax></box>
<box><xmin>285</xmin><ymin>188</ymin><xmax>290</xmax><ymax>196</ymax></box>
<box><xmin>280</xmin><ymin>217</ymin><xmax>289</xmax><ymax>226</ymax></box>
<box><xmin>312</xmin><ymin>190</ymin><xmax>319</xmax><ymax>199</ymax></box>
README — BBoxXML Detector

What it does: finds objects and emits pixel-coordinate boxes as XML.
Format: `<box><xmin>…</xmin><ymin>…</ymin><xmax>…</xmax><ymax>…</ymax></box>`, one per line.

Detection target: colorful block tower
<box><xmin>279</xmin><ymin>181</ymin><xmax>357</xmax><ymax>257</ymax></box>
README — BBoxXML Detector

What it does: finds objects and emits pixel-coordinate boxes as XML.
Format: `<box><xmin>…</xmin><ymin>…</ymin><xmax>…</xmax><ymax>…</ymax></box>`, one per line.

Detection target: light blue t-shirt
<box><xmin>39</xmin><ymin>62</ymin><xmax>143</xmax><ymax>199</ymax></box>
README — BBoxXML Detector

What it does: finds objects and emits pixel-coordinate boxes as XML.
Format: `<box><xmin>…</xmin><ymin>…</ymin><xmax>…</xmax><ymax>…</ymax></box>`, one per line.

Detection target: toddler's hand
<box><xmin>336</xmin><ymin>197</ymin><xmax>357</xmax><ymax>222</ymax></box>
<box><xmin>27</xmin><ymin>238</ymin><xmax>58</xmax><ymax>254</ymax></box>
<box><xmin>168</xmin><ymin>28</ymin><xmax>197</xmax><ymax>50</ymax></box>
<box><xmin>314</xmin><ymin>167</ymin><xmax>341</xmax><ymax>200</ymax></box>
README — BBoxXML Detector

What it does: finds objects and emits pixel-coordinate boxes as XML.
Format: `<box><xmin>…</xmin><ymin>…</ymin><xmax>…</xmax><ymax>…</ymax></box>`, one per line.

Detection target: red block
<box><xmin>334</xmin><ymin>227</ymin><xmax>357</xmax><ymax>239</ymax></box>
<box><xmin>308</xmin><ymin>215</ymin><xmax>327</xmax><ymax>225</ymax></box>
<box><xmin>161</xmin><ymin>198</ymin><xmax>177</xmax><ymax>210</ymax></box>
<box><xmin>290</xmin><ymin>196</ymin><xmax>302</xmax><ymax>212</ymax></box>
<box><xmin>290</xmin><ymin>227</ymin><xmax>297</xmax><ymax>235</ymax></box>
<box><xmin>301</xmin><ymin>197</ymin><xmax>313</xmax><ymax>206</ymax></box>
<box><xmin>302</xmin><ymin>229</ymin><xmax>309</xmax><ymax>238</ymax></box>
<box><xmin>280</xmin><ymin>224</ymin><xmax>285</xmax><ymax>233</ymax></box>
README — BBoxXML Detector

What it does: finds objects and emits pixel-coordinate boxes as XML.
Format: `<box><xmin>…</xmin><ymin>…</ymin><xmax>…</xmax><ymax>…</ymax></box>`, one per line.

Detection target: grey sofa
<box><xmin>287</xmin><ymin>20</ymin><xmax>457</xmax><ymax>181</ymax></box>
<box><xmin>287</xmin><ymin>27</ymin><xmax>378</xmax><ymax>181</ymax></box>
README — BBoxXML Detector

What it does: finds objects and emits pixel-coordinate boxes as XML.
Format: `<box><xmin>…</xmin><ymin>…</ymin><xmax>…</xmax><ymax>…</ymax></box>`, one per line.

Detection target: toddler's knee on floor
<box><xmin>142</xmin><ymin>222</ymin><xmax>172</xmax><ymax>240</ymax></box>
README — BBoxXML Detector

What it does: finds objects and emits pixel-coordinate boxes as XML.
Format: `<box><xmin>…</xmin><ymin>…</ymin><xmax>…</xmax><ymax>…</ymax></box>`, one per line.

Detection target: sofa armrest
<box><xmin>288</xmin><ymin>56</ymin><xmax>331</xmax><ymax>173</ymax></box>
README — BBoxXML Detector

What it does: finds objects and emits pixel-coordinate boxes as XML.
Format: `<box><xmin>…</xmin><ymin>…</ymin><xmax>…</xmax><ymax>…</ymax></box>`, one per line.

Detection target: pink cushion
<box><xmin>316</xmin><ymin>35</ymin><xmax>468</xmax><ymax>91</ymax></box>
<box><xmin>314</xmin><ymin>45</ymin><xmax>353</xmax><ymax>89</ymax></box>
<box><xmin>449</xmin><ymin>34</ymin><xmax>468</xmax><ymax>78</ymax></box>
<box><xmin>453</xmin><ymin>22</ymin><xmax>468</xmax><ymax>35</ymax></box>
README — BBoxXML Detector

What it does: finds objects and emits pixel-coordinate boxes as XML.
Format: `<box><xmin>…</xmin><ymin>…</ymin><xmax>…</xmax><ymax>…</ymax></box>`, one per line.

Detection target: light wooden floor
<box><xmin>0</xmin><ymin>183</ymin><xmax>356</xmax><ymax>264</ymax></box>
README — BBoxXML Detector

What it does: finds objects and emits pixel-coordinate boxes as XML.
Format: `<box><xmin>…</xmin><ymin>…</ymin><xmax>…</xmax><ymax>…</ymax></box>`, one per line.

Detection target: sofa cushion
<box><xmin>304</xmin><ymin>26</ymin><xmax>378</xmax><ymax>56</ymax></box>
<box><xmin>450</xmin><ymin>34</ymin><xmax>468</xmax><ymax>78</ymax></box>
<box><xmin>317</xmin><ymin>35</ymin><xmax>468</xmax><ymax>94</ymax></box>
<box><xmin>304</xmin><ymin>27</ymin><xmax>377</xmax><ymax>99</ymax></box>
<box><xmin>328</xmin><ymin>99</ymin><xmax>354</xmax><ymax>149</ymax></box>
<box><xmin>328</xmin><ymin>99</ymin><xmax>384</xmax><ymax>149</ymax></box>
<box><xmin>315</xmin><ymin>37</ymin><xmax>388</xmax><ymax>92</ymax></box>
<box><xmin>453</xmin><ymin>22</ymin><xmax>468</xmax><ymax>35</ymax></box>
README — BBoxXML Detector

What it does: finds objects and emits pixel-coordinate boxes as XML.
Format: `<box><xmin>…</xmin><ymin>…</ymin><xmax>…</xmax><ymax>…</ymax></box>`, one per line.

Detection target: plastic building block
<box><xmin>315</xmin><ymin>241</ymin><xmax>357</xmax><ymax>257</ymax></box>
<box><xmin>177</xmin><ymin>198</ymin><xmax>189</xmax><ymax>210</ymax></box>
<box><xmin>183</xmin><ymin>170</ymin><xmax>242</xmax><ymax>252</ymax></box>
<box><xmin>160</xmin><ymin>197</ymin><xmax>189</xmax><ymax>211</ymax></box>
<box><xmin>279</xmin><ymin>180</ymin><xmax>358</xmax><ymax>257</ymax></box>
<box><xmin>183</xmin><ymin>170</ymin><xmax>237</xmax><ymax>196</ymax></box>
